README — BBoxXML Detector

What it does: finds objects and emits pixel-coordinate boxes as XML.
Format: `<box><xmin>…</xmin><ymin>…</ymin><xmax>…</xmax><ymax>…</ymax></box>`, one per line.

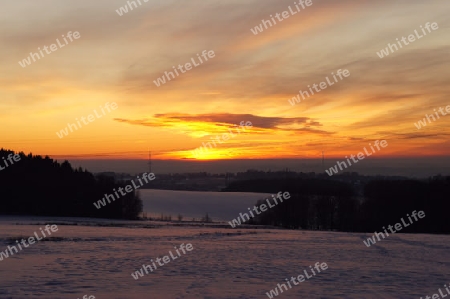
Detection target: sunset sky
<box><xmin>1</xmin><ymin>0</ymin><xmax>449</xmax><ymax>162</ymax></box>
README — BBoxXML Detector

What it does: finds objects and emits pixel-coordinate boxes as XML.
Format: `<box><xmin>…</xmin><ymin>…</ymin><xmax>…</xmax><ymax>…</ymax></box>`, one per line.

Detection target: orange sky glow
<box><xmin>1</xmin><ymin>0</ymin><xmax>449</xmax><ymax>161</ymax></box>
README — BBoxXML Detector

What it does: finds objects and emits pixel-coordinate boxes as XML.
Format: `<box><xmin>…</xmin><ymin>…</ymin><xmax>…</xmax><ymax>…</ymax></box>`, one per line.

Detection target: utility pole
<box><xmin>148</xmin><ymin>150</ymin><xmax>152</xmax><ymax>173</ymax></box>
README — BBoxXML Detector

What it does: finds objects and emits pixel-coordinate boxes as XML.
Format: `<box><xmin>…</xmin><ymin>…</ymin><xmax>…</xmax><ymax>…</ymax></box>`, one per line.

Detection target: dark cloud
<box><xmin>114</xmin><ymin>113</ymin><xmax>330</xmax><ymax>134</ymax></box>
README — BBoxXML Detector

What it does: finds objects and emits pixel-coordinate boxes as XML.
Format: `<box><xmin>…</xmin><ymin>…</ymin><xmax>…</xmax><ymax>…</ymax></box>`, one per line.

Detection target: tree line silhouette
<box><xmin>224</xmin><ymin>176</ymin><xmax>450</xmax><ymax>233</ymax></box>
<box><xmin>0</xmin><ymin>149</ymin><xmax>142</xmax><ymax>219</ymax></box>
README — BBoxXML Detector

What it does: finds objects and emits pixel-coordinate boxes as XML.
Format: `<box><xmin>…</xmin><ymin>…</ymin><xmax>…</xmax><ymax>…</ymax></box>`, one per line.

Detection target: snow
<box><xmin>0</xmin><ymin>216</ymin><xmax>449</xmax><ymax>299</ymax></box>
<box><xmin>140</xmin><ymin>189</ymin><xmax>271</xmax><ymax>221</ymax></box>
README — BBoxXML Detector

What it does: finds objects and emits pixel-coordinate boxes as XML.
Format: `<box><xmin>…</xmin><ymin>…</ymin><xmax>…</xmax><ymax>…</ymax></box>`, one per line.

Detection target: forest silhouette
<box><xmin>225</xmin><ymin>176</ymin><xmax>450</xmax><ymax>234</ymax></box>
<box><xmin>0</xmin><ymin>149</ymin><xmax>142</xmax><ymax>219</ymax></box>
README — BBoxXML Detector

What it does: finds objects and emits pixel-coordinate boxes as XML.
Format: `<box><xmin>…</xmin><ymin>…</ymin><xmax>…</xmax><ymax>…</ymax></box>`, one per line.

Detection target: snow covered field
<box><xmin>0</xmin><ymin>216</ymin><xmax>449</xmax><ymax>299</ymax></box>
<box><xmin>139</xmin><ymin>190</ymin><xmax>270</xmax><ymax>221</ymax></box>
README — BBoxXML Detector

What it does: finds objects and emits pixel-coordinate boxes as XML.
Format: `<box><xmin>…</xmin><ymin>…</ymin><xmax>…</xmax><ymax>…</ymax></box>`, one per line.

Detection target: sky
<box><xmin>1</xmin><ymin>0</ymin><xmax>450</xmax><ymax>166</ymax></box>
